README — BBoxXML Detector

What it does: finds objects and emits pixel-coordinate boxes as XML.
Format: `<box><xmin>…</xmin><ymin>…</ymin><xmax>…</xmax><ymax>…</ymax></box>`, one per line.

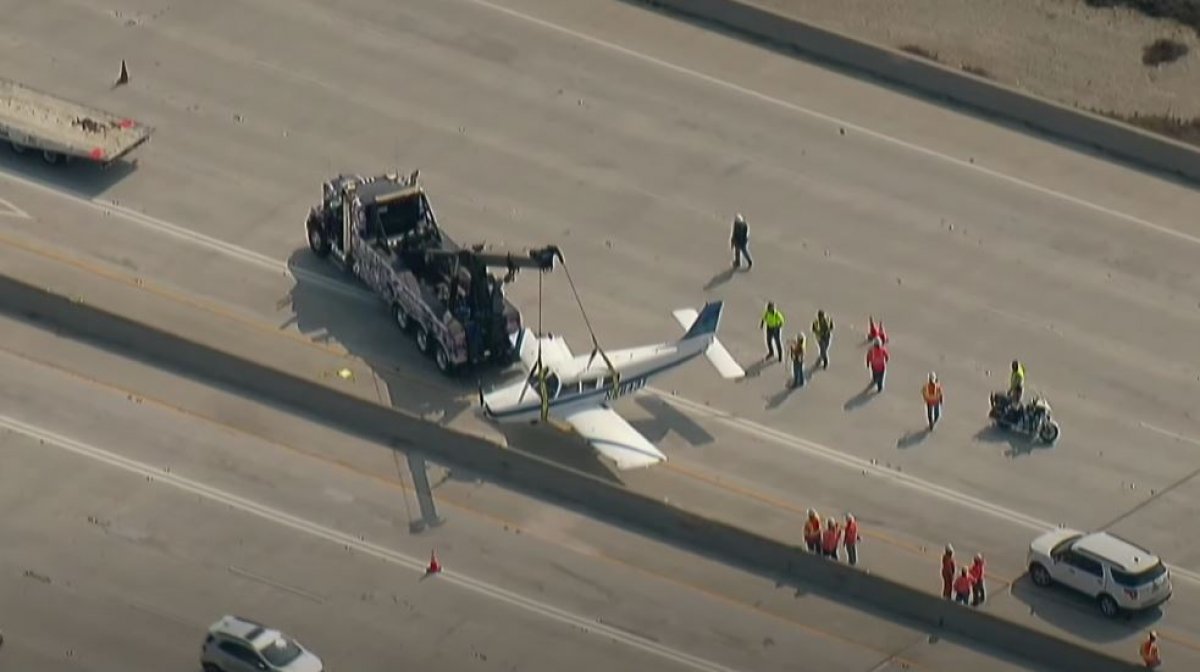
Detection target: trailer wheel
<box><xmin>41</xmin><ymin>150</ymin><xmax>63</xmax><ymax>165</ymax></box>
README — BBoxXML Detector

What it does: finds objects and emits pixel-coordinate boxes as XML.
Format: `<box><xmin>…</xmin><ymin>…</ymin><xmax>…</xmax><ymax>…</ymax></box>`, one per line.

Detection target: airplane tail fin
<box><xmin>672</xmin><ymin>301</ymin><xmax>744</xmax><ymax>379</ymax></box>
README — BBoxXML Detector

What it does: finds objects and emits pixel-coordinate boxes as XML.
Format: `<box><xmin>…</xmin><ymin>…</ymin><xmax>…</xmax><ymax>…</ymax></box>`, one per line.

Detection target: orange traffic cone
<box><xmin>426</xmin><ymin>549</ymin><xmax>442</xmax><ymax>575</ymax></box>
<box><xmin>115</xmin><ymin>60</ymin><xmax>130</xmax><ymax>87</ymax></box>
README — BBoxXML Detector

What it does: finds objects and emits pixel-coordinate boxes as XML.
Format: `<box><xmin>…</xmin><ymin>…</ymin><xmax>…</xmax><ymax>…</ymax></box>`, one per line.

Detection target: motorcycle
<box><xmin>989</xmin><ymin>391</ymin><xmax>1061</xmax><ymax>444</ymax></box>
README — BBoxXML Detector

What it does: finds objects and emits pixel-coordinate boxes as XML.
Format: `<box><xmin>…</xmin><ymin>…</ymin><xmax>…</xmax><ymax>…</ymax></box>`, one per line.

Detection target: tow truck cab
<box><xmin>304</xmin><ymin>171</ymin><xmax>552</xmax><ymax>375</ymax></box>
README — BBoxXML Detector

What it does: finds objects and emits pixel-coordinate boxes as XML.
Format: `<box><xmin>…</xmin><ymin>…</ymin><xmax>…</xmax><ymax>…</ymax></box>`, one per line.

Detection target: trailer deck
<box><xmin>0</xmin><ymin>78</ymin><xmax>153</xmax><ymax>163</ymax></box>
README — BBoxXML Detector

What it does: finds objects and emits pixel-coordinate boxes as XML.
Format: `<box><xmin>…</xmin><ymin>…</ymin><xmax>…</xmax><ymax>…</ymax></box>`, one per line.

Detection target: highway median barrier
<box><xmin>0</xmin><ymin>273</ymin><xmax>1144</xmax><ymax>672</ymax></box>
<box><xmin>630</xmin><ymin>0</ymin><xmax>1200</xmax><ymax>184</ymax></box>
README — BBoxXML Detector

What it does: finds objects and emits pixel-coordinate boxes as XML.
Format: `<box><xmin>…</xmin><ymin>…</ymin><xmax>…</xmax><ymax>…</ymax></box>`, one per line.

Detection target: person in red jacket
<box><xmin>941</xmin><ymin>544</ymin><xmax>956</xmax><ymax>599</ymax></box>
<box><xmin>1141</xmin><ymin>631</ymin><xmax>1162</xmax><ymax>669</ymax></box>
<box><xmin>866</xmin><ymin>338</ymin><xmax>889</xmax><ymax>393</ymax></box>
<box><xmin>970</xmin><ymin>553</ymin><xmax>987</xmax><ymax>606</ymax></box>
<box><xmin>953</xmin><ymin>567</ymin><xmax>974</xmax><ymax>604</ymax></box>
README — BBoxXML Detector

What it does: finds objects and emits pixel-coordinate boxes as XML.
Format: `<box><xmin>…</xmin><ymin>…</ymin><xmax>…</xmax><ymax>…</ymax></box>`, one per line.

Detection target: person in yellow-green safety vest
<box><xmin>760</xmin><ymin>302</ymin><xmax>785</xmax><ymax>361</ymax></box>
<box><xmin>1009</xmin><ymin>360</ymin><xmax>1025</xmax><ymax>404</ymax></box>
<box><xmin>811</xmin><ymin>309</ymin><xmax>834</xmax><ymax>370</ymax></box>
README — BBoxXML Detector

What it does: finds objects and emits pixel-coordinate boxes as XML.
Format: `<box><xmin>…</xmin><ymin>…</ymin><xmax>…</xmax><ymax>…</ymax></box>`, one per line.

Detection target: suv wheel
<box><xmin>1029</xmin><ymin>563</ymin><xmax>1053</xmax><ymax>587</ymax></box>
<box><xmin>1098</xmin><ymin>594</ymin><xmax>1120</xmax><ymax>618</ymax></box>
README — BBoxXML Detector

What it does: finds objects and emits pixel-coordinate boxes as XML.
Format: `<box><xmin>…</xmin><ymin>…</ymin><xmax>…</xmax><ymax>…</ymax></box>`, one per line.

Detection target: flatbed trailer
<box><xmin>0</xmin><ymin>78</ymin><xmax>154</xmax><ymax>165</ymax></box>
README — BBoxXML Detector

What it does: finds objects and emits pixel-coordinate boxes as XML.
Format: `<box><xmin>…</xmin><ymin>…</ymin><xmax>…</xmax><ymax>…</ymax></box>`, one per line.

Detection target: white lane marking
<box><xmin>7</xmin><ymin>171</ymin><xmax>1200</xmax><ymax>586</ymax></box>
<box><xmin>648</xmin><ymin>391</ymin><xmax>1200</xmax><ymax>586</ymax></box>
<box><xmin>645</xmin><ymin>389</ymin><xmax>1052</xmax><ymax>530</ymax></box>
<box><xmin>0</xmin><ymin>169</ymin><xmax>366</xmax><ymax>302</ymax></box>
<box><xmin>0</xmin><ymin>196</ymin><xmax>30</xmax><ymax>219</ymax></box>
<box><xmin>0</xmin><ymin>414</ymin><xmax>743</xmax><ymax>672</ymax></box>
<box><xmin>462</xmin><ymin>0</ymin><xmax>1200</xmax><ymax>248</ymax></box>
<box><xmin>1141</xmin><ymin>422</ymin><xmax>1200</xmax><ymax>448</ymax></box>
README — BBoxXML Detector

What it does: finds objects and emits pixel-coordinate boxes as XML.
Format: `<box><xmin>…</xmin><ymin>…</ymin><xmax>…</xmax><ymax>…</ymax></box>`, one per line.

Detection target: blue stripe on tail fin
<box><xmin>682</xmin><ymin>301</ymin><xmax>723</xmax><ymax>340</ymax></box>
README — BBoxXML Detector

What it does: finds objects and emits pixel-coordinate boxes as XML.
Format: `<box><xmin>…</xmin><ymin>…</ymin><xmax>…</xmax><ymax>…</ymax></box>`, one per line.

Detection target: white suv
<box><xmin>200</xmin><ymin>615</ymin><xmax>324</xmax><ymax>672</ymax></box>
<box><xmin>1027</xmin><ymin>528</ymin><xmax>1172</xmax><ymax>618</ymax></box>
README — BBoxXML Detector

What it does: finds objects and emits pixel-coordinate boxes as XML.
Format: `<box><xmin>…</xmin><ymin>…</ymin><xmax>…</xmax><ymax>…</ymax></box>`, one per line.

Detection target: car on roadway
<box><xmin>200</xmin><ymin>615</ymin><xmax>323</xmax><ymax>672</ymax></box>
<box><xmin>1027</xmin><ymin>528</ymin><xmax>1171</xmax><ymax>618</ymax></box>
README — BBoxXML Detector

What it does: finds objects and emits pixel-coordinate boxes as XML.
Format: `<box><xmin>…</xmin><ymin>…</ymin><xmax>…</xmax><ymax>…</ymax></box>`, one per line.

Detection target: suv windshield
<box><xmin>259</xmin><ymin>637</ymin><xmax>303</xmax><ymax>667</ymax></box>
<box><xmin>1111</xmin><ymin>561</ymin><xmax>1168</xmax><ymax>587</ymax></box>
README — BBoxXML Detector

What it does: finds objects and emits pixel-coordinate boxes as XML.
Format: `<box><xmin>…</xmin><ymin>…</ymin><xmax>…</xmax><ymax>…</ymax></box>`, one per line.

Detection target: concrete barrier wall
<box><xmin>636</xmin><ymin>0</ymin><xmax>1200</xmax><ymax>183</ymax></box>
<box><xmin>0</xmin><ymin>274</ymin><xmax>1143</xmax><ymax>672</ymax></box>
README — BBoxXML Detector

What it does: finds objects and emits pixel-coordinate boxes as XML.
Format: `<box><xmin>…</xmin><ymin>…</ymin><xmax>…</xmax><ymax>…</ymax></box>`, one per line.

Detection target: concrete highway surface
<box><xmin>0</xmin><ymin>313</ymin><xmax>1031</xmax><ymax>672</ymax></box>
<box><xmin>2</xmin><ymin>0</ymin><xmax>1200</xmax><ymax>668</ymax></box>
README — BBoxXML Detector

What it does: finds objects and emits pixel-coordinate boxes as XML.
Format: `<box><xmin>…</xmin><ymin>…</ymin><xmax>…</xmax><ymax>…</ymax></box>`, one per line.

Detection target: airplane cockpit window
<box><xmin>525</xmin><ymin>370</ymin><xmax>561</xmax><ymax>398</ymax></box>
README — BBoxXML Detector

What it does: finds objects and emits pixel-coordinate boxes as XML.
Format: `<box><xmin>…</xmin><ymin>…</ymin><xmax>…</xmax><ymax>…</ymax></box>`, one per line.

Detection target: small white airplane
<box><xmin>479</xmin><ymin>300</ymin><xmax>744</xmax><ymax>470</ymax></box>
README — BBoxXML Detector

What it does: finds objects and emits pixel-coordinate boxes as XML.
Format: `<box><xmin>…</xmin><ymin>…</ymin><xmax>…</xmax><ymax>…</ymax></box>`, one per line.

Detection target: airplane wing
<box><xmin>555</xmin><ymin>405</ymin><xmax>667</xmax><ymax>470</ymax></box>
<box><xmin>513</xmin><ymin>328</ymin><xmax>575</xmax><ymax>373</ymax></box>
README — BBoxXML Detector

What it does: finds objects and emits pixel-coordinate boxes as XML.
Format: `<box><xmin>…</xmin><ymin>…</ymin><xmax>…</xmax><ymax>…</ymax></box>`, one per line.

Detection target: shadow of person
<box><xmin>897</xmin><ymin>427</ymin><xmax>931</xmax><ymax>449</ymax></box>
<box><xmin>703</xmin><ymin>266</ymin><xmax>737</xmax><ymax>291</ymax></box>
<box><xmin>843</xmin><ymin>384</ymin><xmax>877</xmax><ymax>411</ymax></box>
<box><xmin>740</xmin><ymin>357</ymin><xmax>778</xmax><ymax>380</ymax></box>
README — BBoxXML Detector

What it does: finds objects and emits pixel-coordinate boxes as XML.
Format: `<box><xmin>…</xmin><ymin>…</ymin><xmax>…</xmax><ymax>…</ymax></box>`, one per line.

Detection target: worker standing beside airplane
<box><xmin>730</xmin><ymin>213</ymin><xmax>752</xmax><ymax>269</ymax></box>
<box><xmin>811</xmin><ymin>310</ymin><xmax>834</xmax><ymax>369</ymax></box>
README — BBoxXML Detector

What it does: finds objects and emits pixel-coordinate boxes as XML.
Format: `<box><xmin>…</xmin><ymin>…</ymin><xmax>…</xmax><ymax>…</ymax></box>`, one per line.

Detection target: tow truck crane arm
<box><xmin>425</xmin><ymin>244</ymin><xmax>564</xmax><ymax>283</ymax></box>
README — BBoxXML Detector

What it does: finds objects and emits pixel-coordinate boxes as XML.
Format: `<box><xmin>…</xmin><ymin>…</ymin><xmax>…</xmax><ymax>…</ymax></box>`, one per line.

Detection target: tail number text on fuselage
<box><xmin>605</xmin><ymin>376</ymin><xmax>646</xmax><ymax>401</ymax></box>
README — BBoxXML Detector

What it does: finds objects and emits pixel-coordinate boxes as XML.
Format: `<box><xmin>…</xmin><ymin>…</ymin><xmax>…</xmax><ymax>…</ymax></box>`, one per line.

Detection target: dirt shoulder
<box><xmin>751</xmin><ymin>0</ymin><xmax>1200</xmax><ymax>143</ymax></box>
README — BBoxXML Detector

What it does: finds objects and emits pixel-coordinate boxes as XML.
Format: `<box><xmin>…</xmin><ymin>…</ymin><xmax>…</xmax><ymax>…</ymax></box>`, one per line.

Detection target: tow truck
<box><xmin>1</xmin><ymin>77</ymin><xmax>154</xmax><ymax>165</ymax></box>
<box><xmin>304</xmin><ymin>170</ymin><xmax>563</xmax><ymax>375</ymax></box>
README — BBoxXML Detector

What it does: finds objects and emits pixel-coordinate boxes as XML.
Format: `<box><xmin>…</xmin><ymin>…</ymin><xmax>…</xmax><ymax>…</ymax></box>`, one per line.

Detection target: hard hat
<box><xmin>807</xmin><ymin>508</ymin><xmax>815</xmax><ymax>517</ymax></box>
<box><xmin>945</xmin><ymin>543</ymin><xmax>954</xmax><ymax>553</ymax></box>
<box><xmin>735</xmin><ymin>213</ymin><xmax>744</xmax><ymax>223</ymax></box>
<box><xmin>929</xmin><ymin>372</ymin><xmax>937</xmax><ymax>382</ymax></box>
<box><xmin>845</xmin><ymin>512</ymin><xmax>855</xmax><ymax>522</ymax></box>
<box><xmin>872</xmin><ymin>337</ymin><xmax>882</xmax><ymax>347</ymax></box>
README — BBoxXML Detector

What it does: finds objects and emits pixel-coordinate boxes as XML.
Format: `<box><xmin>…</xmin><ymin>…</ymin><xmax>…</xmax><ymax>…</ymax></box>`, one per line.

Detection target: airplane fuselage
<box><xmin>481</xmin><ymin>335</ymin><xmax>711</xmax><ymax>424</ymax></box>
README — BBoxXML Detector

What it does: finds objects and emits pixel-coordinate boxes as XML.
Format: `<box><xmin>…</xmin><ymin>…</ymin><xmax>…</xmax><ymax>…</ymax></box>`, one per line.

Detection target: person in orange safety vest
<box><xmin>843</xmin><ymin>513</ymin><xmax>860</xmax><ymax>566</ymax></box>
<box><xmin>803</xmin><ymin>509</ymin><xmax>822</xmax><ymax>553</ymax></box>
<box><xmin>1141</xmin><ymin>631</ymin><xmax>1161</xmax><ymax>668</ymax></box>
<box><xmin>821</xmin><ymin>518</ymin><xmax>842</xmax><ymax>560</ymax></box>
<box><xmin>923</xmin><ymin>373</ymin><xmax>944</xmax><ymax>430</ymax></box>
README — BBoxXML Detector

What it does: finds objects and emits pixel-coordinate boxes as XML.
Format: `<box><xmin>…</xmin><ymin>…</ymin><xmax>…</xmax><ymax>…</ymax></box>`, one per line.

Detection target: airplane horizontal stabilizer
<box><xmin>705</xmin><ymin>339</ymin><xmax>745</xmax><ymax>379</ymax></box>
<box><xmin>673</xmin><ymin>303</ymin><xmax>743</xmax><ymax>379</ymax></box>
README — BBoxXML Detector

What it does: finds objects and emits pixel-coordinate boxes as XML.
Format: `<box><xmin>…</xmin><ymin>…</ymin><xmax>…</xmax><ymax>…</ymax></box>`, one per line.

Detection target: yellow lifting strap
<box><xmin>559</xmin><ymin>259</ymin><xmax>619</xmax><ymax>387</ymax></box>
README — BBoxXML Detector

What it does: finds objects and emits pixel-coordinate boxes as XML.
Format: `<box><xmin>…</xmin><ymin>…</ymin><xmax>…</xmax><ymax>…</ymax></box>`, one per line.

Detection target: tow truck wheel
<box><xmin>307</xmin><ymin>225</ymin><xmax>330</xmax><ymax>258</ymax></box>
<box><xmin>415</xmin><ymin>326</ymin><xmax>431</xmax><ymax>354</ymax></box>
<box><xmin>434</xmin><ymin>346</ymin><xmax>454</xmax><ymax>375</ymax></box>
<box><xmin>10</xmin><ymin>141</ymin><xmax>26</xmax><ymax>154</ymax></box>
<box><xmin>41</xmin><ymin>150</ymin><xmax>62</xmax><ymax>165</ymax></box>
<box><xmin>391</xmin><ymin>303</ymin><xmax>411</xmax><ymax>332</ymax></box>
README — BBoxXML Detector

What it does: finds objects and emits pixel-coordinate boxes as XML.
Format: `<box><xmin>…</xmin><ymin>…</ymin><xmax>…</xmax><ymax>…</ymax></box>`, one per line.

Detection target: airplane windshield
<box><xmin>527</xmin><ymin>370</ymin><xmax>561</xmax><ymax>398</ymax></box>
